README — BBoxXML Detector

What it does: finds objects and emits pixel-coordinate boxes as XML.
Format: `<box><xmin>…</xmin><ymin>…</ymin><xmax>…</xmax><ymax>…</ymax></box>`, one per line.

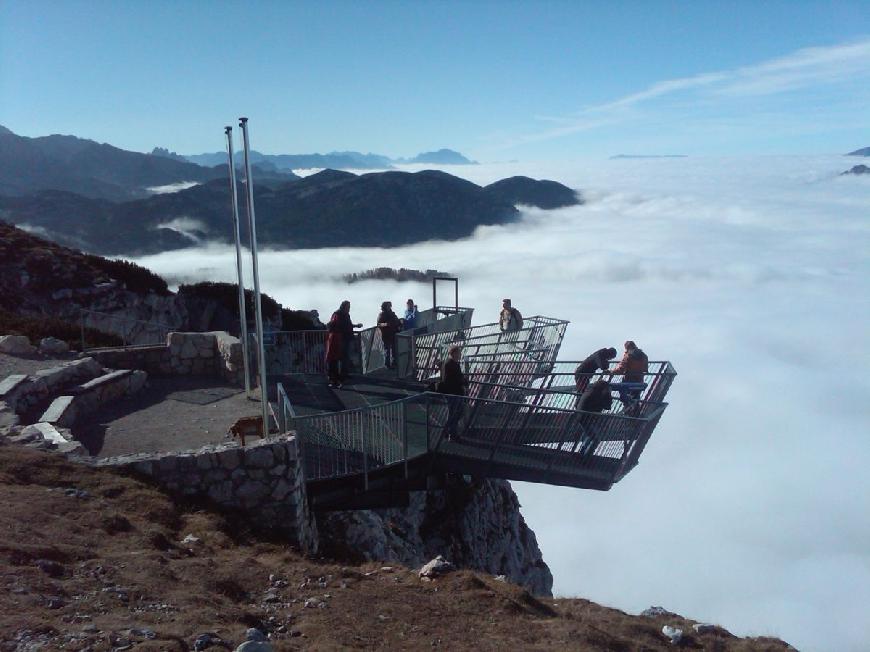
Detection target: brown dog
<box><xmin>228</xmin><ymin>415</ymin><xmax>264</xmax><ymax>447</ymax></box>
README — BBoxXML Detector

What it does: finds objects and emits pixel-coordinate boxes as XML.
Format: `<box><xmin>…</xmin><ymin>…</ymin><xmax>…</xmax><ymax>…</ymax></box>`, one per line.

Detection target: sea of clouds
<box><xmin>131</xmin><ymin>155</ymin><xmax>870</xmax><ymax>651</ymax></box>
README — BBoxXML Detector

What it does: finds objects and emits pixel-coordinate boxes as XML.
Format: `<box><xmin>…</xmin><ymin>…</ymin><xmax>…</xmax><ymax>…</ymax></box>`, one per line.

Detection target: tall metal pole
<box><xmin>224</xmin><ymin>126</ymin><xmax>252</xmax><ymax>397</ymax></box>
<box><xmin>239</xmin><ymin>117</ymin><xmax>270</xmax><ymax>433</ymax></box>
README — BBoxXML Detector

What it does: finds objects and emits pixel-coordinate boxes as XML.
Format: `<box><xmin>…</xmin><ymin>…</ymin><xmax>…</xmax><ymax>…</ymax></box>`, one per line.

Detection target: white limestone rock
<box><xmin>39</xmin><ymin>337</ymin><xmax>70</xmax><ymax>355</ymax></box>
<box><xmin>419</xmin><ymin>555</ymin><xmax>455</xmax><ymax>579</ymax></box>
<box><xmin>662</xmin><ymin>625</ymin><xmax>683</xmax><ymax>644</ymax></box>
<box><xmin>0</xmin><ymin>335</ymin><xmax>36</xmax><ymax>356</ymax></box>
<box><xmin>318</xmin><ymin>476</ymin><xmax>554</xmax><ymax>596</ymax></box>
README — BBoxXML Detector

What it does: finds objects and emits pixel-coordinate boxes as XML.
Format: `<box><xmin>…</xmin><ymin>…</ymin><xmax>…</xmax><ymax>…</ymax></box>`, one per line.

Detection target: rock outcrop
<box><xmin>317</xmin><ymin>476</ymin><xmax>553</xmax><ymax>596</ymax></box>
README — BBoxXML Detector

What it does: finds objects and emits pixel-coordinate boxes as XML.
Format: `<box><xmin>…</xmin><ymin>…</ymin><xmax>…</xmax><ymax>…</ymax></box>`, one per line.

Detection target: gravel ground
<box><xmin>73</xmin><ymin>376</ymin><xmax>262</xmax><ymax>458</ymax></box>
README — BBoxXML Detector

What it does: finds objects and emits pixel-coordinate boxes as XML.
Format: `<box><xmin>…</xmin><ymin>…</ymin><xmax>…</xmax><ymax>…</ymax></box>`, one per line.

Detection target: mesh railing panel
<box><xmin>289</xmin><ymin>388</ymin><xmax>669</xmax><ymax>486</ymax></box>
<box><xmin>411</xmin><ymin>316</ymin><xmax>568</xmax><ymax>381</ymax></box>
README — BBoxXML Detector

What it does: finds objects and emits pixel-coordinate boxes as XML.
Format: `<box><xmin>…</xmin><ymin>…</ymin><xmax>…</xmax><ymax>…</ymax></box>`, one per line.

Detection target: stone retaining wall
<box><xmin>40</xmin><ymin>369</ymin><xmax>147</xmax><ymax>428</ymax></box>
<box><xmin>96</xmin><ymin>435</ymin><xmax>318</xmax><ymax>553</ymax></box>
<box><xmin>90</xmin><ymin>331</ymin><xmax>246</xmax><ymax>386</ymax></box>
<box><xmin>0</xmin><ymin>357</ymin><xmax>104</xmax><ymax>415</ymax></box>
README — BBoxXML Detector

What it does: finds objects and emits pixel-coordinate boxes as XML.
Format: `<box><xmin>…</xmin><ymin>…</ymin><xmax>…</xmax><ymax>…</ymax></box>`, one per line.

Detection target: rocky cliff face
<box><xmin>317</xmin><ymin>476</ymin><xmax>553</xmax><ymax>596</ymax></box>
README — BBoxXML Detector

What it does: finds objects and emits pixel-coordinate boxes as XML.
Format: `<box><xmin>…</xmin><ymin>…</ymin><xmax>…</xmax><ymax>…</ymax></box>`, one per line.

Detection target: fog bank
<box><xmin>131</xmin><ymin>155</ymin><xmax>870</xmax><ymax>651</ymax></box>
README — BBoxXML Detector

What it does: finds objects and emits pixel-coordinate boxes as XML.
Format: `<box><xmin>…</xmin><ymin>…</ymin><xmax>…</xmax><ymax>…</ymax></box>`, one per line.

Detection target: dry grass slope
<box><xmin>0</xmin><ymin>446</ymin><xmax>793</xmax><ymax>651</ymax></box>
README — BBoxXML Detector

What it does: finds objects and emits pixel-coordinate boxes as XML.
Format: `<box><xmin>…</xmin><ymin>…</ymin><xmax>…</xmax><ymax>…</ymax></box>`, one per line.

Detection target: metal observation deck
<box><xmin>263</xmin><ymin>306</ymin><xmax>676</xmax><ymax>511</ymax></box>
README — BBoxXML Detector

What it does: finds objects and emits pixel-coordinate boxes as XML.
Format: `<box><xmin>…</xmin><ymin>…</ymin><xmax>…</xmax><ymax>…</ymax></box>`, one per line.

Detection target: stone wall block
<box><xmin>180</xmin><ymin>340</ymin><xmax>198</xmax><ymax>360</ymax></box>
<box><xmin>129</xmin><ymin>370</ymin><xmax>147</xmax><ymax>394</ymax></box>
<box><xmin>181</xmin><ymin>473</ymin><xmax>201</xmax><ymax>488</ymax></box>
<box><xmin>204</xmin><ymin>468</ymin><xmax>228</xmax><ymax>483</ymax></box>
<box><xmin>157</xmin><ymin>456</ymin><xmax>178</xmax><ymax>473</ymax></box>
<box><xmin>207</xmin><ymin>481</ymin><xmax>234</xmax><ymax>504</ymax></box>
<box><xmin>216</xmin><ymin>447</ymin><xmax>242</xmax><ymax>470</ymax></box>
<box><xmin>245</xmin><ymin>447</ymin><xmax>274</xmax><ymax>469</ymax></box>
<box><xmin>269</xmin><ymin>464</ymin><xmax>288</xmax><ymax>477</ymax></box>
<box><xmin>196</xmin><ymin>454</ymin><xmax>214</xmax><ymax>471</ymax></box>
<box><xmin>237</xmin><ymin>480</ymin><xmax>270</xmax><ymax>504</ymax></box>
<box><xmin>132</xmin><ymin>460</ymin><xmax>154</xmax><ymax>476</ymax></box>
<box><xmin>271</xmin><ymin>478</ymin><xmax>294</xmax><ymax>501</ymax></box>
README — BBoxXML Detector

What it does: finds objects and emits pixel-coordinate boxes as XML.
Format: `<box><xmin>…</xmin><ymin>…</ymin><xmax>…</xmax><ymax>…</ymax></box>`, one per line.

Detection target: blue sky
<box><xmin>1</xmin><ymin>0</ymin><xmax>868</xmax><ymax>159</ymax></box>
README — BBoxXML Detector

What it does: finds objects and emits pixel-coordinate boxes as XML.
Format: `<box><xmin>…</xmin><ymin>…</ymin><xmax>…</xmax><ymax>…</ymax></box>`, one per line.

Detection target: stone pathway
<box><xmin>73</xmin><ymin>376</ymin><xmax>263</xmax><ymax>458</ymax></box>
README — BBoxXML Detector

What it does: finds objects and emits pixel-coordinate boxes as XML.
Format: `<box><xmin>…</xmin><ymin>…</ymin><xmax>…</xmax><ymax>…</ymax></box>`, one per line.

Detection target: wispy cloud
<box><xmin>505</xmin><ymin>38</ymin><xmax>870</xmax><ymax>148</ymax></box>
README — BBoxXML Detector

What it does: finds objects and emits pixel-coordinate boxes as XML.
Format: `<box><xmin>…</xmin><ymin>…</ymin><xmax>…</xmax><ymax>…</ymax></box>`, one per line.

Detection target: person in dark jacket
<box><xmin>438</xmin><ymin>345</ymin><xmax>466</xmax><ymax>440</ymax></box>
<box><xmin>332</xmin><ymin>300</ymin><xmax>362</xmax><ymax>381</ymax></box>
<box><xmin>577</xmin><ymin>379</ymin><xmax>613</xmax><ymax>413</ymax></box>
<box><xmin>576</xmin><ymin>379</ymin><xmax>613</xmax><ymax>456</ymax></box>
<box><xmin>574</xmin><ymin>347</ymin><xmax>618</xmax><ymax>393</ymax></box>
<box><xmin>377</xmin><ymin>301</ymin><xmax>402</xmax><ymax>369</ymax></box>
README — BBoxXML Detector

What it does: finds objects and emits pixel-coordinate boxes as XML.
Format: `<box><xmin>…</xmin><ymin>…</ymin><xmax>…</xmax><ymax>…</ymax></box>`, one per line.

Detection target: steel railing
<box><xmin>287</xmin><ymin>388</ymin><xmax>670</xmax><ymax>489</ymax></box>
<box><xmin>255</xmin><ymin>307</ymin><xmax>474</xmax><ymax>378</ymax></box>
<box><xmin>409</xmin><ymin>315</ymin><xmax>569</xmax><ymax>381</ymax></box>
<box><xmin>464</xmin><ymin>360</ymin><xmax>677</xmax><ymax>406</ymax></box>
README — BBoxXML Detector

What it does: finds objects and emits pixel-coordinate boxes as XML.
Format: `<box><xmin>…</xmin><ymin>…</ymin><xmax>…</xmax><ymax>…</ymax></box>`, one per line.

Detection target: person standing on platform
<box><xmin>377</xmin><ymin>300</ymin><xmax>402</xmax><ymax>369</ymax></box>
<box><xmin>438</xmin><ymin>345</ymin><xmax>467</xmax><ymax>440</ymax></box>
<box><xmin>332</xmin><ymin>300</ymin><xmax>362</xmax><ymax>382</ymax></box>
<box><xmin>403</xmin><ymin>298</ymin><xmax>419</xmax><ymax>332</ymax></box>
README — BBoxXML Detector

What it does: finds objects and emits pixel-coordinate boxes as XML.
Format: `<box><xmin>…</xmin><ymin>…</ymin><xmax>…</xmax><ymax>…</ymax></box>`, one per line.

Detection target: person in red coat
<box><xmin>325</xmin><ymin>311</ymin><xmax>344</xmax><ymax>387</ymax></box>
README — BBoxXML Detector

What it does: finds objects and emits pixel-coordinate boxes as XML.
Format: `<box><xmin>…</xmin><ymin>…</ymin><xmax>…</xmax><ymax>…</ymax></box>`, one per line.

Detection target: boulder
<box><xmin>0</xmin><ymin>335</ymin><xmax>36</xmax><ymax>356</ymax></box>
<box><xmin>662</xmin><ymin>625</ymin><xmax>683</xmax><ymax>645</ymax></box>
<box><xmin>419</xmin><ymin>555</ymin><xmax>455</xmax><ymax>579</ymax></box>
<box><xmin>39</xmin><ymin>337</ymin><xmax>70</xmax><ymax>355</ymax></box>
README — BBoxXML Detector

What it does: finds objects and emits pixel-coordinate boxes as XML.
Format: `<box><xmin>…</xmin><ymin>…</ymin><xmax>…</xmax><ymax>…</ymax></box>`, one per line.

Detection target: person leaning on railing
<box><xmin>438</xmin><ymin>345</ymin><xmax>468</xmax><ymax>440</ymax></box>
<box><xmin>329</xmin><ymin>300</ymin><xmax>362</xmax><ymax>386</ymax></box>
<box><xmin>574</xmin><ymin>347</ymin><xmax>618</xmax><ymax>393</ymax></box>
<box><xmin>606</xmin><ymin>340</ymin><xmax>649</xmax><ymax>401</ymax></box>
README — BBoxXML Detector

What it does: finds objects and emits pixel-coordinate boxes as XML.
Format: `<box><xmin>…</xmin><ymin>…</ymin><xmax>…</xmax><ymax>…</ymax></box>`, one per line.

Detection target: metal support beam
<box><xmin>238</xmin><ymin>117</ymin><xmax>270</xmax><ymax>433</ymax></box>
<box><xmin>224</xmin><ymin>126</ymin><xmax>252</xmax><ymax>397</ymax></box>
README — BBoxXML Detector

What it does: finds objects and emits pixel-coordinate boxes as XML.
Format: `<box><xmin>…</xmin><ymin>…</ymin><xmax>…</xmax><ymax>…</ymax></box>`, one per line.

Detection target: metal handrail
<box><xmin>289</xmin><ymin>387</ymin><xmax>670</xmax><ymax>489</ymax></box>
<box><xmin>409</xmin><ymin>316</ymin><xmax>569</xmax><ymax>381</ymax></box>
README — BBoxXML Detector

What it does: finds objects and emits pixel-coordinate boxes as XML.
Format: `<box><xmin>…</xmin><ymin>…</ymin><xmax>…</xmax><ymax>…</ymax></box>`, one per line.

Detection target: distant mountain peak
<box><xmin>846</xmin><ymin>146</ymin><xmax>870</xmax><ymax>156</ymax></box>
<box><xmin>403</xmin><ymin>149</ymin><xmax>476</xmax><ymax>165</ymax></box>
<box><xmin>151</xmin><ymin>146</ymin><xmax>188</xmax><ymax>162</ymax></box>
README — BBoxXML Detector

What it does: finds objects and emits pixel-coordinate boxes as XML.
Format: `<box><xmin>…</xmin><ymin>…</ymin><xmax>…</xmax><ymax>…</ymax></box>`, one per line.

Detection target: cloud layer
<box><xmin>131</xmin><ymin>155</ymin><xmax>870</xmax><ymax>651</ymax></box>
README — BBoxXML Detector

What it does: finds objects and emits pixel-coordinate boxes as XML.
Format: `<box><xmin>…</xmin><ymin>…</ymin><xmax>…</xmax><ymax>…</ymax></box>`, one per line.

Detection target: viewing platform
<box><xmin>263</xmin><ymin>302</ymin><xmax>676</xmax><ymax>511</ymax></box>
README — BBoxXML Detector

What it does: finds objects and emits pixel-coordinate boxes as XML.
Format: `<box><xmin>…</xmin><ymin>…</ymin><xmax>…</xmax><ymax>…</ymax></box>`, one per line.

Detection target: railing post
<box><xmin>403</xmin><ymin>401</ymin><xmax>409</xmax><ymax>479</ymax></box>
<box><xmin>361</xmin><ymin>420</ymin><xmax>369</xmax><ymax>491</ymax></box>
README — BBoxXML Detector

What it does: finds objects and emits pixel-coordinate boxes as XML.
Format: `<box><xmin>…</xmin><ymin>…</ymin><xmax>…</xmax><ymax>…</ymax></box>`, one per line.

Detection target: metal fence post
<box><xmin>361</xmin><ymin>422</ymin><xmax>369</xmax><ymax>491</ymax></box>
